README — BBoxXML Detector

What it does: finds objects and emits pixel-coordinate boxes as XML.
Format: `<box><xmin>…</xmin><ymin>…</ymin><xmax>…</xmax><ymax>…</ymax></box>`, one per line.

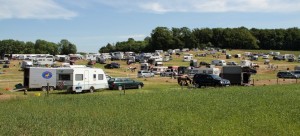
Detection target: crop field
<box><xmin>0</xmin><ymin>49</ymin><xmax>300</xmax><ymax>135</ymax></box>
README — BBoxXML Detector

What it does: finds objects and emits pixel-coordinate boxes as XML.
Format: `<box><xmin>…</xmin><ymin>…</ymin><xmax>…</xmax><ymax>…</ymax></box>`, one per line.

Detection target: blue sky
<box><xmin>1</xmin><ymin>0</ymin><xmax>300</xmax><ymax>53</ymax></box>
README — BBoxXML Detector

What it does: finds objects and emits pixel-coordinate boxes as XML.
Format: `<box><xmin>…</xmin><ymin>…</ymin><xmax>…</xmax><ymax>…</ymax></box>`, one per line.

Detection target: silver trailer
<box><xmin>24</xmin><ymin>67</ymin><xmax>57</xmax><ymax>91</ymax></box>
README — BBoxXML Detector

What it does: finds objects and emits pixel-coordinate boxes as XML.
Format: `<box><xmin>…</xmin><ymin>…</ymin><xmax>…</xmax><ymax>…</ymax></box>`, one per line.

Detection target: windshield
<box><xmin>211</xmin><ymin>75</ymin><xmax>222</xmax><ymax>80</ymax></box>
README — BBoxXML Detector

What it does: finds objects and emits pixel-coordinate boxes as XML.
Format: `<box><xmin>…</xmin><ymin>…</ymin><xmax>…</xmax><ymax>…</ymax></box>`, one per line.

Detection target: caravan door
<box><xmin>84</xmin><ymin>70</ymin><xmax>89</xmax><ymax>90</ymax></box>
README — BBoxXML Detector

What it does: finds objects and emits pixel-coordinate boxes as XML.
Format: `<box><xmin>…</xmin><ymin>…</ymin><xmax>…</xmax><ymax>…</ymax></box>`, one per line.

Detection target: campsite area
<box><xmin>0</xmin><ymin>49</ymin><xmax>300</xmax><ymax>135</ymax></box>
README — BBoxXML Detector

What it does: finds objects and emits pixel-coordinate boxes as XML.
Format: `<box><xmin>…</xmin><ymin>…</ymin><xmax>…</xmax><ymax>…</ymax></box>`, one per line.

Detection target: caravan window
<box><xmin>98</xmin><ymin>74</ymin><xmax>104</xmax><ymax>80</ymax></box>
<box><xmin>93</xmin><ymin>74</ymin><xmax>96</xmax><ymax>79</ymax></box>
<box><xmin>75</xmin><ymin>74</ymin><xmax>83</xmax><ymax>81</ymax></box>
<box><xmin>59</xmin><ymin>74</ymin><xmax>71</xmax><ymax>80</ymax></box>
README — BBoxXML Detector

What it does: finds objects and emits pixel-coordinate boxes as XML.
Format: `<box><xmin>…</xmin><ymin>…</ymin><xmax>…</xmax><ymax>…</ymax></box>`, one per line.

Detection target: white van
<box><xmin>211</xmin><ymin>60</ymin><xmax>226</xmax><ymax>66</ymax></box>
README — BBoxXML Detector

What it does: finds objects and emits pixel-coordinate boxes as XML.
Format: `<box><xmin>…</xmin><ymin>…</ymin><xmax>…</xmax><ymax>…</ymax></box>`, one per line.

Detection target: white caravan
<box><xmin>33</xmin><ymin>56</ymin><xmax>55</xmax><ymax>66</ymax></box>
<box><xmin>57</xmin><ymin>67</ymin><xmax>109</xmax><ymax>93</ymax></box>
<box><xmin>23</xmin><ymin>66</ymin><xmax>108</xmax><ymax>93</ymax></box>
<box><xmin>20</xmin><ymin>60</ymin><xmax>33</xmax><ymax>70</ymax></box>
<box><xmin>151</xmin><ymin>66</ymin><xmax>168</xmax><ymax>75</ymax></box>
<box><xmin>211</xmin><ymin>60</ymin><xmax>226</xmax><ymax>66</ymax></box>
<box><xmin>187</xmin><ymin>67</ymin><xmax>220</xmax><ymax>78</ymax></box>
<box><xmin>183</xmin><ymin>56</ymin><xmax>193</xmax><ymax>62</ymax></box>
<box><xmin>240</xmin><ymin>60</ymin><xmax>252</xmax><ymax>67</ymax></box>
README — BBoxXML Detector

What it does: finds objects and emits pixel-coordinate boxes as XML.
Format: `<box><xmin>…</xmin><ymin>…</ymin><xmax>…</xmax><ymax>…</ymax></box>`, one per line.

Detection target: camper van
<box><xmin>111</xmin><ymin>52</ymin><xmax>124</xmax><ymax>60</ymax></box>
<box><xmin>20</xmin><ymin>60</ymin><xmax>33</xmax><ymax>70</ymax></box>
<box><xmin>33</xmin><ymin>56</ymin><xmax>55</xmax><ymax>66</ymax></box>
<box><xmin>187</xmin><ymin>67</ymin><xmax>220</xmax><ymax>78</ymax></box>
<box><xmin>183</xmin><ymin>56</ymin><xmax>193</xmax><ymax>62</ymax></box>
<box><xmin>23</xmin><ymin>66</ymin><xmax>108</xmax><ymax>93</ymax></box>
<box><xmin>211</xmin><ymin>60</ymin><xmax>226</xmax><ymax>66</ymax></box>
<box><xmin>240</xmin><ymin>60</ymin><xmax>252</xmax><ymax>67</ymax></box>
<box><xmin>151</xmin><ymin>66</ymin><xmax>168</xmax><ymax>75</ymax></box>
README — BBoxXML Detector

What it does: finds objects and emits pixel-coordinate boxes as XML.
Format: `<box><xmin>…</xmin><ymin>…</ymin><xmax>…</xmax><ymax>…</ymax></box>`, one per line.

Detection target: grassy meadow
<box><xmin>1</xmin><ymin>85</ymin><xmax>300</xmax><ymax>135</ymax></box>
<box><xmin>0</xmin><ymin>49</ymin><xmax>300</xmax><ymax>135</ymax></box>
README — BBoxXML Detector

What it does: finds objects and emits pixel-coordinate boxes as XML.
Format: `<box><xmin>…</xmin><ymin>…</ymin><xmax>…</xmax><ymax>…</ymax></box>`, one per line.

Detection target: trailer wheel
<box><xmin>118</xmin><ymin>86</ymin><xmax>123</xmax><ymax>91</ymax></box>
<box><xmin>49</xmin><ymin>86</ymin><xmax>54</xmax><ymax>91</ymax></box>
<box><xmin>89</xmin><ymin>87</ymin><xmax>95</xmax><ymax>93</ymax></box>
<box><xmin>41</xmin><ymin>87</ymin><xmax>47</xmax><ymax>91</ymax></box>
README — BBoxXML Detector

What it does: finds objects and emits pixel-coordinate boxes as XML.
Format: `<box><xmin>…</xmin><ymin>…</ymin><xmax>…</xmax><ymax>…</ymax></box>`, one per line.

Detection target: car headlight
<box><xmin>220</xmin><ymin>80</ymin><xmax>224</xmax><ymax>84</ymax></box>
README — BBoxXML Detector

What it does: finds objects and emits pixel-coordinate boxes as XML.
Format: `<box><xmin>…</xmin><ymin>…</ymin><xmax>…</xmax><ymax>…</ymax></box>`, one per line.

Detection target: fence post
<box><xmin>47</xmin><ymin>83</ymin><xmax>49</xmax><ymax>96</ymax></box>
<box><xmin>277</xmin><ymin>78</ymin><xmax>279</xmax><ymax>84</ymax></box>
<box><xmin>123</xmin><ymin>85</ymin><xmax>126</xmax><ymax>95</ymax></box>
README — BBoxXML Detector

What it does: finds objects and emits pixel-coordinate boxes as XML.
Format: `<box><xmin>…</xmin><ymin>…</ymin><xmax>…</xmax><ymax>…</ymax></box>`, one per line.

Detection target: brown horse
<box><xmin>177</xmin><ymin>75</ymin><xmax>192</xmax><ymax>86</ymax></box>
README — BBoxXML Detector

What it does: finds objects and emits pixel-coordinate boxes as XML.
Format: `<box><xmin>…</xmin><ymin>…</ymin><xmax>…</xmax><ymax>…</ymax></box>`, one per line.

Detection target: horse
<box><xmin>177</xmin><ymin>75</ymin><xmax>192</xmax><ymax>86</ymax></box>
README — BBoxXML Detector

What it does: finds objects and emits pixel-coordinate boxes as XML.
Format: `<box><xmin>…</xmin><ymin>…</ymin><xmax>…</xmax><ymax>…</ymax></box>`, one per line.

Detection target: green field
<box><xmin>0</xmin><ymin>85</ymin><xmax>300</xmax><ymax>135</ymax></box>
<box><xmin>0</xmin><ymin>49</ymin><xmax>300</xmax><ymax>135</ymax></box>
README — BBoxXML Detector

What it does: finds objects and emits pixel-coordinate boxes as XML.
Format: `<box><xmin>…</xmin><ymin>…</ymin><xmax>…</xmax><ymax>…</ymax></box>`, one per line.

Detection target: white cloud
<box><xmin>139</xmin><ymin>2</ymin><xmax>169</xmax><ymax>13</ymax></box>
<box><xmin>92</xmin><ymin>0</ymin><xmax>300</xmax><ymax>13</ymax></box>
<box><xmin>0</xmin><ymin>0</ymin><xmax>77</xmax><ymax>19</ymax></box>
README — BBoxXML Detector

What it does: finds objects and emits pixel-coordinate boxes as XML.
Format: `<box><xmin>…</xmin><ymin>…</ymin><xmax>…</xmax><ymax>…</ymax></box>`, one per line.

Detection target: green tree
<box><xmin>150</xmin><ymin>27</ymin><xmax>173</xmax><ymax>51</ymax></box>
<box><xmin>24</xmin><ymin>41</ymin><xmax>35</xmax><ymax>54</ymax></box>
<box><xmin>58</xmin><ymin>39</ymin><xmax>77</xmax><ymax>55</ymax></box>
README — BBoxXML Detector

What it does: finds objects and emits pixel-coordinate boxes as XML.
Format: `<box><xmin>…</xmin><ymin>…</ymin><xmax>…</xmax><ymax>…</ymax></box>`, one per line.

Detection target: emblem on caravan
<box><xmin>42</xmin><ymin>71</ymin><xmax>52</xmax><ymax>79</ymax></box>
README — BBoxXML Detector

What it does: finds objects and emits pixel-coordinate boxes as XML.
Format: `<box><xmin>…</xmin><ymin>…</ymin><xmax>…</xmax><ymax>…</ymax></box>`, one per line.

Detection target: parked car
<box><xmin>137</xmin><ymin>70</ymin><xmax>154</xmax><ymax>78</ymax></box>
<box><xmin>250</xmin><ymin>55</ymin><xmax>258</xmax><ymax>61</ymax></box>
<box><xmin>262</xmin><ymin>55</ymin><xmax>269</xmax><ymax>59</ymax></box>
<box><xmin>104</xmin><ymin>62</ymin><xmax>120</xmax><ymax>69</ymax></box>
<box><xmin>192</xmin><ymin>73</ymin><xmax>230</xmax><ymax>88</ymax></box>
<box><xmin>264</xmin><ymin>59</ymin><xmax>270</xmax><ymax>65</ymax></box>
<box><xmin>199</xmin><ymin>61</ymin><xmax>210</xmax><ymax>67</ymax></box>
<box><xmin>108</xmin><ymin>77</ymin><xmax>144</xmax><ymax>90</ymax></box>
<box><xmin>226</xmin><ymin>61</ymin><xmax>238</xmax><ymax>65</ymax></box>
<box><xmin>277</xmin><ymin>71</ymin><xmax>298</xmax><ymax>79</ymax></box>
<box><xmin>273</xmin><ymin>55</ymin><xmax>285</xmax><ymax>60</ymax></box>
<box><xmin>291</xmin><ymin>70</ymin><xmax>300</xmax><ymax>78</ymax></box>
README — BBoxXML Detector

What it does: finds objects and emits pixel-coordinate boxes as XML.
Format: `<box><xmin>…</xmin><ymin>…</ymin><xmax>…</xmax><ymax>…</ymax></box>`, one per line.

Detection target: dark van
<box><xmin>193</xmin><ymin>73</ymin><xmax>230</xmax><ymax>88</ymax></box>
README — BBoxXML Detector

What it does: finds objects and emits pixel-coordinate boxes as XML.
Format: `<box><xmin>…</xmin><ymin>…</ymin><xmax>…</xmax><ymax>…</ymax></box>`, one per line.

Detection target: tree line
<box><xmin>99</xmin><ymin>27</ymin><xmax>300</xmax><ymax>53</ymax></box>
<box><xmin>0</xmin><ymin>39</ymin><xmax>77</xmax><ymax>57</ymax></box>
<box><xmin>2</xmin><ymin>27</ymin><xmax>300</xmax><ymax>56</ymax></box>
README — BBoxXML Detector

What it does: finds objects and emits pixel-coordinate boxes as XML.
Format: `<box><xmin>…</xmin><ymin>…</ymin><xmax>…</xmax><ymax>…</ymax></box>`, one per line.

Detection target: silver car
<box><xmin>137</xmin><ymin>70</ymin><xmax>154</xmax><ymax>78</ymax></box>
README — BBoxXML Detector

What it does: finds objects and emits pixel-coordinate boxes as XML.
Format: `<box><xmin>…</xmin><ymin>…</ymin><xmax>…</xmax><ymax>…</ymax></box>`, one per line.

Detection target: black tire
<box><xmin>194</xmin><ymin>83</ymin><xmax>200</xmax><ymax>88</ymax></box>
<box><xmin>90</xmin><ymin>87</ymin><xmax>95</xmax><ymax>93</ymax></box>
<box><xmin>137</xmin><ymin>84</ymin><xmax>142</xmax><ymax>89</ymax></box>
<box><xmin>49</xmin><ymin>86</ymin><xmax>54</xmax><ymax>91</ymax></box>
<box><xmin>41</xmin><ymin>86</ymin><xmax>47</xmax><ymax>91</ymax></box>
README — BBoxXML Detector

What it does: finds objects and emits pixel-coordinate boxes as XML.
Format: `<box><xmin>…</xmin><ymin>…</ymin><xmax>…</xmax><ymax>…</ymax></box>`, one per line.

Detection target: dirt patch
<box><xmin>0</xmin><ymin>94</ymin><xmax>17</xmax><ymax>101</ymax></box>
